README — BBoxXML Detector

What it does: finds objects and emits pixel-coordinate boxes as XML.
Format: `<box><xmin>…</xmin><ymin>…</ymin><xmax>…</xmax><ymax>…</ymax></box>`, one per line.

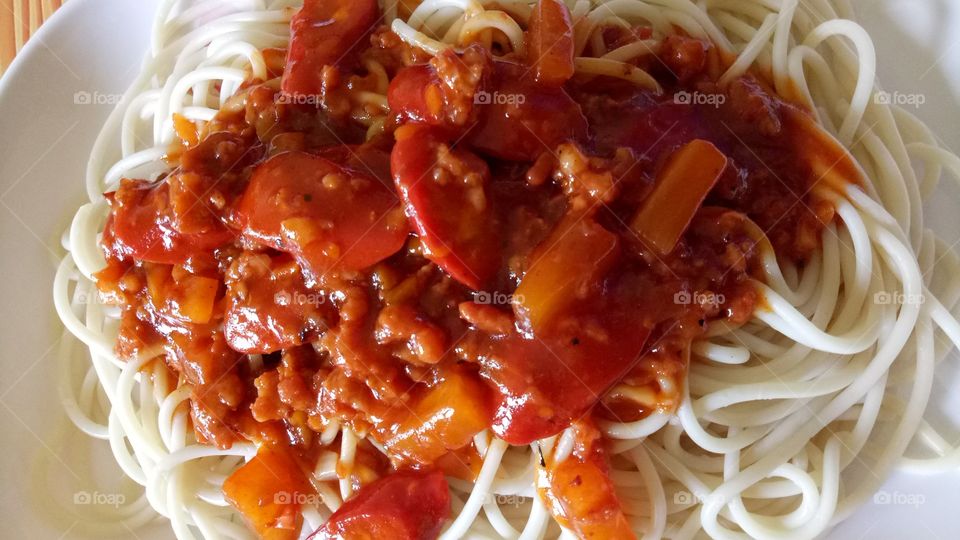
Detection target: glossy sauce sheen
<box><xmin>93</xmin><ymin>1</ymin><xmax>857</xmax><ymax>538</ymax></box>
<box><xmin>309</xmin><ymin>470</ymin><xmax>450</xmax><ymax>540</ymax></box>
<box><xmin>540</xmin><ymin>422</ymin><xmax>636</xmax><ymax>538</ymax></box>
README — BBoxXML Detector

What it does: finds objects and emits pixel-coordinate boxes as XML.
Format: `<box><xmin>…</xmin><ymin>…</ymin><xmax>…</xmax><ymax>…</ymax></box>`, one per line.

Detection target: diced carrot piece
<box><xmin>630</xmin><ymin>139</ymin><xmax>728</xmax><ymax>255</ymax></box>
<box><xmin>384</xmin><ymin>365</ymin><xmax>494</xmax><ymax>465</ymax></box>
<box><xmin>172</xmin><ymin>113</ymin><xmax>198</xmax><ymax>147</ymax></box>
<box><xmin>513</xmin><ymin>215</ymin><xmax>620</xmax><ymax>335</ymax></box>
<box><xmin>527</xmin><ymin>0</ymin><xmax>576</xmax><ymax>86</ymax></box>
<box><xmin>223</xmin><ymin>445</ymin><xmax>313</xmax><ymax>540</ymax></box>
<box><xmin>143</xmin><ymin>264</ymin><xmax>219</xmax><ymax>324</ymax></box>
<box><xmin>175</xmin><ymin>274</ymin><xmax>219</xmax><ymax>324</ymax></box>
<box><xmin>541</xmin><ymin>422</ymin><xmax>636</xmax><ymax>539</ymax></box>
<box><xmin>143</xmin><ymin>262</ymin><xmax>170</xmax><ymax>308</ymax></box>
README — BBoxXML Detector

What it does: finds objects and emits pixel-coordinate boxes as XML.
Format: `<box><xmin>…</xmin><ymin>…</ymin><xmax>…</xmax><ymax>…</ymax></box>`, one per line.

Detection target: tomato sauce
<box><xmin>92</xmin><ymin>1</ymin><xmax>858</xmax><ymax>537</ymax></box>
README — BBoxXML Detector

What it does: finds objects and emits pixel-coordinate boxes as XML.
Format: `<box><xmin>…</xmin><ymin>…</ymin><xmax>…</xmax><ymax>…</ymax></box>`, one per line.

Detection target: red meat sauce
<box><xmin>92</xmin><ymin>1</ymin><xmax>855</xmax><ymax>538</ymax></box>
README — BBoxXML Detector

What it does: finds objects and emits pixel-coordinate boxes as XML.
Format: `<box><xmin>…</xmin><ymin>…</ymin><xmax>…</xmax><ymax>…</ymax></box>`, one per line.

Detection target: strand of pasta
<box><xmin>51</xmin><ymin>1</ymin><xmax>960</xmax><ymax>539</ymax></box>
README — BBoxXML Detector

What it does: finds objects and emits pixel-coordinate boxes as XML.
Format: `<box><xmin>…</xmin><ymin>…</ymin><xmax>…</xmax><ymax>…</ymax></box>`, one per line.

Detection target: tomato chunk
<box><xmin>389</xmin><ymin>45</ymin><xmax>492</xmax><ymax>129</ymax></box>
<box><xmin>224</xmin><ymin>253</ymin><xmax>336</xmax><ymax>354</ymax></box>
<box><xmin>239</xmin><ymin>151</ymin><xmax>408</xmax><ymax>285</ymax></box>
<box><xmin>513</xmin><ymin>215</ymin><xmax>620</xmax><ymax>335</ymax></box>
<box><xmin>467</xmin><ymin>62</ymin><xmax>588</xmax><ymax>161</ymax></box>
<box><xmin>281</xmin><ymin>0</ymin><xmax>380</xmax><ymax>96</ymax></box>
<box><xmin>224</xmin><ymin>445</ymin><xmax>312</xmax><ymax>540</ymax></box>
<box><xmin>103</xmin><ymin>179</ymin><xmax>234</xmax><ymax>265</ymax></box>
<box><xmin>630</xmin><ymin>139</ymin><xmax>728</xmax><ymax>254</ymax></box>
<box><xmin>388</xmin><ymin>64</ymin><xmax>447</xmax><ymax>126</ymax></box>
<box><xmin>541</xmin><ymin>422</ymin><xmax>636</xmax><ymax>539</ymax></box>
<box><xmin>527</xmin><ymin>0</ymin><xmax>576</xmax><ymax>86</ymax></box>
<box><xmin>480</xmin><ymin>316</ymin><xmax>650</xmax><ymax>445</ymax></box>
<box><xmin>382</xmin><ymin>365</ymin><xmax>494</xmax><ymax>465</ymax></box>
<box><xmin>310</xmin><ymin>470</ymin><xmax>450</xmax><ymax>540</ymax></box>
<box><xmin>391</xmin><ymin>124</ymin><xmax>500</xmax><ymax>290</ymax></box>
<box><xmin>389</xmin><ymin>56</ymin><xmax>586</xmax><ymax>161</ymax></box>
<box><xmin>478</xmin><ymin>216</ymin><xmax>651</xmax><ymax>444</ymax></box>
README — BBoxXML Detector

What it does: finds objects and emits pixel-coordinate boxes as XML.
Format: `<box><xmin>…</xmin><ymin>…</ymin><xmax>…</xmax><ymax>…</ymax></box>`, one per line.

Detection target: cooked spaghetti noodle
<box><xmin>53</xmin><ymin>1</ymin><xmax>960</xmax><ymax>539</ymax></box>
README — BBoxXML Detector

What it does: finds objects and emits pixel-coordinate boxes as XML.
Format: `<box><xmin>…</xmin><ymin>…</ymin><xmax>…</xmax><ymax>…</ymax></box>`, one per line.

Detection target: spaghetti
<box><xmin>52</xmin><ymin>0</ymin><xmax>960</xmax><ymax>539</ymax></box>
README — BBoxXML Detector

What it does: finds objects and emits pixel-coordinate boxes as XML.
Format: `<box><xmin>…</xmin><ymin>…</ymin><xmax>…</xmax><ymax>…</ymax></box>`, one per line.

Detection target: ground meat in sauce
<box><xmin>95</xmin><ymin>26</ymin><xmax>842</xmax><ymax>466</ymax></box>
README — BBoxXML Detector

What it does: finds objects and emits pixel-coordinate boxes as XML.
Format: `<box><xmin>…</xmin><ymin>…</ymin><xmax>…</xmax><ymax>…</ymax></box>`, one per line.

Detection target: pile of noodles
<box><xmin>52</xmin><ymin>0</ymin><xmax>960</xmax><ymax>538</ymax></box>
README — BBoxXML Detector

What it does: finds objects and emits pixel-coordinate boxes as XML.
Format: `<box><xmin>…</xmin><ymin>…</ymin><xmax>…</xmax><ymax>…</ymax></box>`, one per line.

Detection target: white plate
<box><xmin>1</xmin><ymin>0</ymin><xmax>958</xmax><ymax>538</ymax></box>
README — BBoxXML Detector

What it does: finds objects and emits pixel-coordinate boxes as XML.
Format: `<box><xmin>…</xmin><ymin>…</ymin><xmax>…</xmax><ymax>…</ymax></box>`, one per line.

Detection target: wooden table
<box><xmin>1</xmin><ymin>0</ymin><xmax>65</xmax><ymax>74</ymax></box>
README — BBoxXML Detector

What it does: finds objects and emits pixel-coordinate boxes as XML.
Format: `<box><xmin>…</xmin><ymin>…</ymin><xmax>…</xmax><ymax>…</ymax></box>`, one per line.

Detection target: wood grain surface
<box><xmin>1</xmin><ymin>0</ymin><xmax>65</xmax><ymax>74</ymax></box>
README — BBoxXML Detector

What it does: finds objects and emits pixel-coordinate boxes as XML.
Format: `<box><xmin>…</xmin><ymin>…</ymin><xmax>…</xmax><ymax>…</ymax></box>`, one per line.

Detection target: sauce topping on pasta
<box><xmin>93</xmin><ymin>0</ymin><xmax>856</xmax><ymax>537</ymax></box>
